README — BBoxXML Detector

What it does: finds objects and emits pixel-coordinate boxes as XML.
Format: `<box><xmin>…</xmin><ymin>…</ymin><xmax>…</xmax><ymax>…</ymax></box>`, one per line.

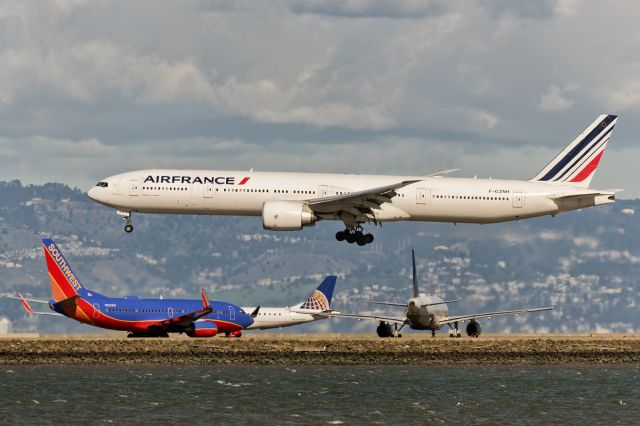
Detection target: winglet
<box><xmin>201</xmin><ymin>289</ymin><xmax>210</xmax><ymax>310</ymax></box>
<box><xmin>18</xmin><ymin>293</ymin><xmax>34</xmax><ymax>315</ymax></box>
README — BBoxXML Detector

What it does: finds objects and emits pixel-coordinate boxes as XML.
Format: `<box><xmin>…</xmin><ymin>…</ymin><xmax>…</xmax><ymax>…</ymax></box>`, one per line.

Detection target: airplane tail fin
<box><xmin>531</xmin><ymin>114</ymin><xmax>618</xmax><ymax>188</ymax></box>
<box><xmin>42</xmin><ymin>239</ymin><xmax>88</xmax><ymax>303</ymax></box>
<box><xmin>297</xmin><ymin>276</ymin><xmax>337</xmax><ymax>311</ymax></box>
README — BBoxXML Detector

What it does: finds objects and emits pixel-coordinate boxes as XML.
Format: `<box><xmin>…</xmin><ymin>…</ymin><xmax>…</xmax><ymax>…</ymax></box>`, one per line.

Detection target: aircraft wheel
<box><xmin>357</xmin><ymin>238</ymin><xmax>366</xmax><ymax>246</ymax></box>
<box><xmin>345</xmin><ymin>233</ymin><xmax>356</xmax><ymax>244</ymax></box>
<box><xmin>335</xmin><ymin>230</ymin><xmax>346</xmax><ymax>241</ymax></box>
<box><xmin>124</xmin><ymin>224</ymin><xmax>134</xmax><ymax>233</ymax></box>
<box><xmin>364</xmin><ymin>234</ymin><xmax>374</xmax><ymax>244</ymax></box>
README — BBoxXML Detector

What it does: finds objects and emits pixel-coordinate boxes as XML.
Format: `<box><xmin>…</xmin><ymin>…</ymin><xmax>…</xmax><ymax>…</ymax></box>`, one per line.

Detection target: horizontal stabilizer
<box><xmin>421</xmin><ymin>299</ymin><xmax>462</xmax><ymax>307</ymax></box>
<box><xmin>424</xmin><ymin>168</ymin><xmax>460</xmax><ymax>178</ymax></box>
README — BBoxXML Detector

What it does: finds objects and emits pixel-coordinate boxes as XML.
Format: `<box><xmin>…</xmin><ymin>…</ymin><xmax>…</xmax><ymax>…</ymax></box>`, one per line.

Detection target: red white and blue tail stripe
<box><xmin>531</xmin><ymin>114</ymin><xmax>617</xmax><ymax>188</ymax></box>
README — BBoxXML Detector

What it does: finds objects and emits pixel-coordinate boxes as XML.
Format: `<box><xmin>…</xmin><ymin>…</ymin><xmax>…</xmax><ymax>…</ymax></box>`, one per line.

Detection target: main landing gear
<box><xmin>118</xmin><ymin>210</ymin><xmax>134</xmax><ymax>233</ymax></box>
<box><xmin>335</xmin><ymin>226</ymin><xmax>374</xmax><ymax>246</ymax></box>
<box><xmin>448</xmin><ymin>321</ymin><xmax>462</xmax><ymax>338</ymax></box>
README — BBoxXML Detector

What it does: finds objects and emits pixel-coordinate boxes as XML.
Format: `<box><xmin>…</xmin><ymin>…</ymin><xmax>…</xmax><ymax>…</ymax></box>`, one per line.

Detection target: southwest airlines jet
<box><xmin>88</xmin><ymin>115</ymin><xmax>619</xmax><ymax>245</ymax></box>
<box><xmin>12</xmin><ymin>239</ymin><xmax>254</xmax><ymax>337</ymax></box>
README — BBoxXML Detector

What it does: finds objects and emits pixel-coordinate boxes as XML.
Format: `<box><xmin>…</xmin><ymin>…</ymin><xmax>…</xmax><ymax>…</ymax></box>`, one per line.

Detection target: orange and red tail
<box><xmin>42</xmin><ymin>239</ymin><xmax>87</xmax><ymax>303</ymax></box>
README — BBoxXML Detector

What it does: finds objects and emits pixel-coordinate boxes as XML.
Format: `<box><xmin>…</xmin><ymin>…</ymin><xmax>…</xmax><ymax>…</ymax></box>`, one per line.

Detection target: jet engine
<box><xmin>186</xmin><ymin>321</ymin><xmax>219</xmax><ymax>338</ymax></box>
<box><xmin>466</xmin><ymin>319</ymin><xmax>482</xmax><ymax>337</ymax></box>
<box><xmin>262</xmin><ymin>201</ymin><xmax>317</xmax><ymax>231</ymax></box>
<box><xmin>376</xmin><ymin>321</ymin><xmax>393</xmax><ymax>338</ymax></box>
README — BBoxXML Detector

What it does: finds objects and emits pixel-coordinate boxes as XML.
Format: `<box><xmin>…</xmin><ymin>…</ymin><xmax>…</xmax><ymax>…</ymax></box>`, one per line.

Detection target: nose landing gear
<box><xmin>335</xmin><ymin>226</ymin><xmax>374</xmax><ymax>246</ymax></box>
<box><xmin>118</xmin><ymin>210</ymin><xmax>134</xmax><ymax>233</ymax></box>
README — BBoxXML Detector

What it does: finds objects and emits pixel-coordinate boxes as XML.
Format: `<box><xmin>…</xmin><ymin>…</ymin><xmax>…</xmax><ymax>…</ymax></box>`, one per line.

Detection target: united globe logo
<box><xmin>300</xmin><ymin>290</ymin><xmax>329</xmax><ymax>311</ymax></box>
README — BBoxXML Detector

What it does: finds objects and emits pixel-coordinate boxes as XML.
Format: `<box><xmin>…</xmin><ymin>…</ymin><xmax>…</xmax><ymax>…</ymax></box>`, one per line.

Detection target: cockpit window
<box><xmin>96</xmin><ymin>182</ymin><xmax>108</xmax><ymax>188</ymax></box>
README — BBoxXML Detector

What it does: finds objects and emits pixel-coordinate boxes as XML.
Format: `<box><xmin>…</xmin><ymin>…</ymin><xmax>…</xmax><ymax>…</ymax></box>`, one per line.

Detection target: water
<box><xmin>1</xmin><ymin>365</ymin><xmax>638</xmax><ymax>424</ymax></box>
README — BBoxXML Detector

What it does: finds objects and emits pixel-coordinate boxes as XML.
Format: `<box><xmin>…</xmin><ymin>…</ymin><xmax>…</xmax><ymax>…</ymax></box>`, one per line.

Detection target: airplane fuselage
<box><xmin>405</xmin><ymin>295</ymin><xmax>449</xmax><ymax>331</ymax></box>
<box><xmin>243</xmin><ymin>306</ymin><xmax>323</xmax><ymax>330</ymax></box>
<box><xmin>88</xmin><ymin>169</ymin><xmax>614</xmax><ymax>226</ymax></box>
<box><xmin>51</xmin><ymin>294</ymin><xmax>252</xmax><ymax>335</ymax></box>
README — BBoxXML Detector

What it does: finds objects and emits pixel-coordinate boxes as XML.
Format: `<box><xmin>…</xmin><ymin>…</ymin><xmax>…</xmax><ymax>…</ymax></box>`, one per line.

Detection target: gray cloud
<box><xmin>0</xmin><ymin>0</ymin><xmax>638</xmax><ymax>197</ymax></box>
<box><xmin>288</xmin><ymin>0</ymin><xmax>448</xmax><ymax>19</ymax></box>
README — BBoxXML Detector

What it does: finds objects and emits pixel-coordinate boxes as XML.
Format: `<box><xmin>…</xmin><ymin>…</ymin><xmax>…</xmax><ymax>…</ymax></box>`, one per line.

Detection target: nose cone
<box><xmin>87</xmin><ymin>186</ymin><xmax>108</xmax><ymax>204</ymax></box>
<box><xmin>244</xmin><ymin>314</ymin><xmax>255</xmax><ymax>329</ymax></box>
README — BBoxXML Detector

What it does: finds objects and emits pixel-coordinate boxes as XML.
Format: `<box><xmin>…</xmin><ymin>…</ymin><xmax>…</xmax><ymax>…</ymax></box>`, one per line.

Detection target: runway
<box><xmin>1</xmin><ymin>334</ymin><xmax>639</xmax><ymax>365</ymax></box>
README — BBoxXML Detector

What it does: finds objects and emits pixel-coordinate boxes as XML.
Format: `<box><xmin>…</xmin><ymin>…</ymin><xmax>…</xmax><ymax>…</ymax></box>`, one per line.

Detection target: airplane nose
<box><xmin>87</xmin><ymin>186</ymin><xmax>108</xmax><ymax>203</ymax></box>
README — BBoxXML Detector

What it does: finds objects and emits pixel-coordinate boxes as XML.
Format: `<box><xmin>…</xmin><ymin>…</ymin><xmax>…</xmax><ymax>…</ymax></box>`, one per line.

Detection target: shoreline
<box><xmin>2</xmin><ymin>334</ymin><xmax>640</xmax><ymax>365</ymax></box>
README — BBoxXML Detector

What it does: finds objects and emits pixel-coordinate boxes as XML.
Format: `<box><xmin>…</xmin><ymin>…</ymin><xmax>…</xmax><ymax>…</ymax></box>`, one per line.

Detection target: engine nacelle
<box><xmin>186</xmin><ymin>321</ymin><xmax>218</xmax><ymax>338</ymax></box>
<box><xmin>376</xmin><ymin>321</ymin><xmax>393</xmax><ymax>338</ymax></box>
<box><xmin>262</xmin><ymin>201</ymin><xmax>317</xmax><ymax>231</ymax></box>
<box><xmin>466</xmin><ymin>319</ymin><xmax>482</xmax><ymax>337</ymax></box>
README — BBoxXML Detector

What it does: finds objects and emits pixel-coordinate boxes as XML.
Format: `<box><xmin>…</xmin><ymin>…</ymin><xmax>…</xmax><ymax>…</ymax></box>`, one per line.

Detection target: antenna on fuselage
<box><xmin>412</xmin><ymin>249</ymin><xmax>419</xmax><ymax>298</ymax></box>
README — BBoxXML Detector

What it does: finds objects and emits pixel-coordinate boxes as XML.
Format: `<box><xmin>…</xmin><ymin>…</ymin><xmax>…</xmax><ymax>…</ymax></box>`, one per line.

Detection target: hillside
<box><xmin>0</xmin><ymin>180</ymin><xmax>638</xmax><ymax>335</ymax></box>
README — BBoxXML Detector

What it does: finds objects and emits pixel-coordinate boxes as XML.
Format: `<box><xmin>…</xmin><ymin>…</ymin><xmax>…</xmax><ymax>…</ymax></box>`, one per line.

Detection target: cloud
<box><xmin>287</xmin><ymin>0</ymin><xmax>448</xmax><ymax>19</ymax></box>
<box><xmin>538</xmin><ymin>85</ymin><xmax>575</xmax><ymax>112</ymax></box>
<box><xmin>0</xmin><ymin>1</ymin><xmax>639</xmax><ymax>197</ymax></box>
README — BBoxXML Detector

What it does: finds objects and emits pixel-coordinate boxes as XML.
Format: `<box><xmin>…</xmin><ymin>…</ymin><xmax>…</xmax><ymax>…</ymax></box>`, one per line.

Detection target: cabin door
<box><xmin>228</xmin><ymin>306</ymin><xmax>236</xmax><ymax>321</ymax></box>
<box><xmin>203</xmin><ymin>184</ymin><xmax>213</xmax><ymax>198</ymax></box>
<box><xmin>416</xmin><ymin>188</ymin><xmax>427</xmax><ymax>205</ymax></box>
<box><xmin>318</xmin><ymin>185</ymin><xmax>328</xmax><ymax>197</ymax></box>
<box><xmin>512</xmin><ymin>192</ymin><xmax>523</xmax><ymax>208</ymax></box>
<box><xmin>129</xmin><ymin>180</ymin><xmax>140</xmax><ymax>196</ymax></box>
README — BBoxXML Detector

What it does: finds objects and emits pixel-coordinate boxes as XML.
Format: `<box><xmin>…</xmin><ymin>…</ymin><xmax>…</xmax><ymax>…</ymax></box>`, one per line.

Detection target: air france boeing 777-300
<box><xmin>88</xmin><ymin>115</ymin><xmax>620</xmax><ymax>245</ymax></box>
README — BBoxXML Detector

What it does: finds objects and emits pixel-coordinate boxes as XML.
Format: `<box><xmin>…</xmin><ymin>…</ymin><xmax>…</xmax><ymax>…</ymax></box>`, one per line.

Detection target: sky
<box><xmin>1</xmin><ymin>0</ymin><xmax>639</xmax><ymax>196</ymax></box>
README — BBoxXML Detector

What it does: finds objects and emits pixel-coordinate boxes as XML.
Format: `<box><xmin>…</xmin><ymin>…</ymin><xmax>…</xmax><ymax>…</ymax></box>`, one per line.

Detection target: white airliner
<box><xmin>243</xmin><ymin>276</ymin><xmax>337</xmax><ymax>330</ymax></box>
<box><xmin>321</xmin><ymin>250</ymin><xmax>554</xmax><ymax>338</ymax></box>
<box><xmin>88</xmin><ymin>115</ymin><xmax>619</xmax><ymax>245</ymax></box>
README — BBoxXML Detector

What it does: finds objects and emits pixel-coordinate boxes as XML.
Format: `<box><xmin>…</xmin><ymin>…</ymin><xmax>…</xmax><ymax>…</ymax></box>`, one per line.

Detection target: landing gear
<box><xmin>335</xmin><ymin>226</ymin><xmax>374</xmax><ymax>246</ymax></box>
<box><xmin>448</xmin><ymin>321</ymin><xmax>462</xmax><ymax>338</ymax></box>
<box><xmin>432</xmin><ymin>330</ymin><xmax>436</xmax><ymax>338</ymax></box>
<box><xmin>118</xmin><ymin>210</ymin><xmax>134</xmax><ymax>233</ymax></box>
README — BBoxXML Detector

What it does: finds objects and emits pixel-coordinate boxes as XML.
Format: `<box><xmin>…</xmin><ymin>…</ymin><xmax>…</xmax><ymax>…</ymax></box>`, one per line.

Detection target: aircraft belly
<box><xmin>404</xmin><ymin>196</ymin><xmax>558</xmax><ymax>224</ymax></box>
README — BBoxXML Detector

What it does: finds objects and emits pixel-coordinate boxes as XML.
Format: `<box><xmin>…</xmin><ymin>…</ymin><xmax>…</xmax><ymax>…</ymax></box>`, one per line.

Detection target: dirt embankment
<box><xmin>1</xmin><ymin>335</ymin><xmax>640</xmax><ymax>365</ymax></box>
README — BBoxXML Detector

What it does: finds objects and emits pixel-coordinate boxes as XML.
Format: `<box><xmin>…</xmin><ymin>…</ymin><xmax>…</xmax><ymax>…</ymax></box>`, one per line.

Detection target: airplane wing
<box><xmin>4</xmin><ymin>295</ymin><xmax>50</xmax><ymax>304</ymax></box>
<box><xmin>318</xmin><ymin>311</ymin><xmax>407</xmax><ymax>325</ymax></box>
<box><xmin>10</xmin><ymin>293</ymin><xmax>63</xmax><ymax>316</ymax></box>
<box><xmin>147</xmin><ymin>289</ymin><xmax>212</xmax><ymax>332</ymax></box>
<box><xmin>438</xmin><ymin>306</ymin><xmax>554</xmax><ymax>325</ymax></box>
<box><xmin>308</xmin><ymin>180</ymin><xmax>420</xmax><ymax>217</ymax></box>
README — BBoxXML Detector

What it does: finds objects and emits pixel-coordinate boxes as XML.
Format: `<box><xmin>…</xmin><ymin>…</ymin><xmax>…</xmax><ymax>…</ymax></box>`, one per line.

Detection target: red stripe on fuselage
<box><xmin>64</xmin><ymin>300</ymin><xmax>245</xmax><ymax>334</ymax></box>
<box><xmin>238</xmin><ymin>177</ymin><xmax>250</xmax><ymax>185</ymax></box>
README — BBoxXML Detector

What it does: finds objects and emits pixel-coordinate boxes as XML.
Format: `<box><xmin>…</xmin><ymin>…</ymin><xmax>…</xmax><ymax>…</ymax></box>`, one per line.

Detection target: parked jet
<box><xmin>11</xmin><ymin>239</ymin><xmax>254</xmax><ymax>337</ymax></box>
<box><xmin>88</xmin><ymin>115</ymin><xmax>619</xmax><ymax>245</ymax></box>
<box><xmin>321</xmin><ymin>250</ymin><xmax>554</xmax><ymax>338</ymax></box>
<box><xmin>243</xmin><ymin>275</ymin><xmax>336</xmax><ymax>330</ymax></box>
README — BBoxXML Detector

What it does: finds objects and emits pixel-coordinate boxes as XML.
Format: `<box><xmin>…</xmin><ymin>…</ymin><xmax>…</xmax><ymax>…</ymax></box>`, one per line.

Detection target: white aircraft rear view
<box><xmin>322</xmin><ymin>250</ymin><xmax>554</xmax><ymax>338</ymax></box>
<box><xmin>243</xmin><ymin>276</ymin><xmax>337</xmax><ymax>331</ymax></box>
<box><xmin>88</xmin><ymin>115</ymin><xmax>620</xmax><ymax>245</ymax></box>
